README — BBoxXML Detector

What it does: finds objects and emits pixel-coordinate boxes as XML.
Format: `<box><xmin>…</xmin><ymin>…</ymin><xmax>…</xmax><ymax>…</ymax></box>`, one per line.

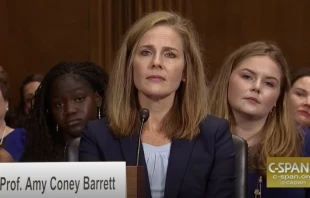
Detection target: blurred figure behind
<box><xmin>0</xmin><ymin>65</ymin><xmax>26</xmax><ymax>162</ymax></box>
<box><xmin>19</xmin><ymin>74</ymin><xmax>44</xmax><ymax>114</ymax></box>
<box><xmin>289</xmin><ymin>67</ymin><xmax>310</xmax><ymax>128</ymax></box>
<box><xmin>6</xmin><ymin>74</ymin><xmax>44</xmax><ymax>128</ymax></box>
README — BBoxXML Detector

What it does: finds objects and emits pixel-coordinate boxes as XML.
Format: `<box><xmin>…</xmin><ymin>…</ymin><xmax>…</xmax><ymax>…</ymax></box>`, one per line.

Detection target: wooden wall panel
<box><xmin>95</xmin><ymin>0</ymin><xmax>189</xmax><ymax>74</ymax></box>
<box><xmin>185</xmin><ymin>0</ymin><xmax>310</xmax><ymax>79</ymax></box>
<box><xmin>96</xmin><ymin>0</ymin><xmax>310</xmax><ymax>79</ymax></box>
<box><xmin>1</xmin><ymin>0</ymin><xmax>309</xmax><ymax>107</ymax></box>
<box><xmin>0</xmin><ymin>0</ymin><xmax>91</xmax><ymax>106</ymax></box>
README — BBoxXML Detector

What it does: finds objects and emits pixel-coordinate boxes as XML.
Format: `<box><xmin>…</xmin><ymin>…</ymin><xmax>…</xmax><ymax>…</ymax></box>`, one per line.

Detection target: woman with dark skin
<box><xmin>21</xmin><ymin>61</ymin><xmax>108</xmax><ymax>161</ymax></box>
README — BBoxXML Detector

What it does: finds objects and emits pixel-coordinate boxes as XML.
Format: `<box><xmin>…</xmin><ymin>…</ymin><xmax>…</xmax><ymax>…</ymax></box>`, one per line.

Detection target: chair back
<box><xmin>232</xmin><ymin>135</ymin><xmax>248</xmax><ymax>198</ymax></box>
<box><xmin>65</xmin><ymin>137</ymin><xmax>81</xmax><ymax>162</ymax></box>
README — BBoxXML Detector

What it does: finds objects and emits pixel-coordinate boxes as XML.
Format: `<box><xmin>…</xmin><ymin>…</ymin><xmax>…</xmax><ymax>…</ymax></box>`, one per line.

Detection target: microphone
<box><xmin>136</xmin><ymin>108</ymin><xmax>149</xmax><ymax>166</ymax></box>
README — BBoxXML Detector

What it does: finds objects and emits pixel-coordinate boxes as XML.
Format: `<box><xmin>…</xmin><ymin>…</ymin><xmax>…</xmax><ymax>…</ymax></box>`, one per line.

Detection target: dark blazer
<box><xmin>79</xmin><ymin>115</ymin><xmax>236</xmax><ymax>198</ymax></box>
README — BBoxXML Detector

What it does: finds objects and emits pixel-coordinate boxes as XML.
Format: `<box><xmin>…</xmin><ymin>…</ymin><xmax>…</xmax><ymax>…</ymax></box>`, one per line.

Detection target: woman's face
<box><xmin>228</xmin><ymin>56</ymin><xmax>281</xmax><ymax>120</ymax></box>
<box><xmin>49</xmin><ymin>74</ymin><xmax>101</xmax><ymax>138</ymax></box>
<box><xmin>132</xmin><ymin>25</ymin><xmax>185</xmax><ymax>101</ymax></box>
<box><xmin>0</xmin><ymin>89</ymin><xmax>8</xmax><ymax>120</ymax></box>
<box><xmin>289</xmin><ymin>76</ymin><xmax>310</xmax><ymax>127</ymax></box>
<box><xmin>23</xmin><ymin>81</ymin><xmax>41</xmax><ymax>114</ymax></box>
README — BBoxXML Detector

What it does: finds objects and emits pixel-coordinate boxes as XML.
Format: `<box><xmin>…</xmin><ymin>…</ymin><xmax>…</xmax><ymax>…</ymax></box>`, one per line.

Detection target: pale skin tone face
<box><xmin>0</xmin><ymin>90</ymin><xmax>8</xmax><ymax>121</ymax></box>
<box><xmin>227</xmin><ymin>56</ymin><xmax>282</xmax><ymax>145</ymax></box>
<box><xmin>132</xmin><ymin>25</ymin><xmax>185</xmax><ymax>146</ymax></box>
<box><xmin>0</xmin><ymin>90</ymin><xmax>13</xmax><ymax>144</ymax></box>
<box><xmin>289</xmin><ymin>76</ymin><xmax>310</xmax><ymax>127</ymax></box>
<box><xmin>23</xmin><ymin>81</ymin><xmax>41</xmax><ymax>114</ymax></box>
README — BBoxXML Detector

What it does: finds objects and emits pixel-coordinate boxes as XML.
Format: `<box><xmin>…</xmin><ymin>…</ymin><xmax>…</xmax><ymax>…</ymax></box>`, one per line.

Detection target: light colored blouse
<box><xmin>143</xmin><ymin>142</ymin><xmax>171</xmax><ymax>198</ymax></box>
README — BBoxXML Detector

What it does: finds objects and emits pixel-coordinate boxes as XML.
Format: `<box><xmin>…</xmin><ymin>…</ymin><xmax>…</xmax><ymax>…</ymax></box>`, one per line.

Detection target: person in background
<box><xmin>19</xmin><ymin>74</ymin><xmax>44</xmax><ymax>114</ymax></box>
<box><xmin>79</xmin><ymin>11</ymin><xmax>236</xmax><ymax>198</ymax></box>
<box><xmin>5</xmin><ymin>74</ymin><xmax>44</xmax><ymax>128</ymax></box>
<box><xmin>0</xmin><ymin>66</ymin><xmax>26</xmax><ymax>162</ymax></box>
<box><xmin>208</xmin><ymin>41</ymin><xmax>310</xmax><ymax>198</ymax></box>
<box><xmin>21</xmin><ymin>61</ymin><xmax>108</xmax><ymax>161</ymax></box>
<box><xmin>289</xmin><ymin>67</ymin><xmax>310</xmax><ymax>129</ymax></box>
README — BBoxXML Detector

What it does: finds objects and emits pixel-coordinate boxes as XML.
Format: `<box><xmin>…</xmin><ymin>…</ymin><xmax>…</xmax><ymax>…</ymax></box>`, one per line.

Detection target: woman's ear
<box><xmin>5</xmin><ymin>101</ymin><xmax>9</xmax><ymax>111</ymax></box>
<box><xmin>182</xmin><ymin>67</ymin><xmax>187</xmax><ymax>82</ymax></box>
<box><xmin>94</xmin><ymin>92</ymin><xmax>102</xmax><ymax>107</ymax></box>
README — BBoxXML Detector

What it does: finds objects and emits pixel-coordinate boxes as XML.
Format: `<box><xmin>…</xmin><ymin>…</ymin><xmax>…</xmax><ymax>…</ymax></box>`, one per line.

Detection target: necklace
<box><xmin>63</xmin><ymin>141</ymin><xmax>69</xmax><ymax>161</ymax></box>
<box><xmin>254</xmin><ymin>176</ymin><xmax>263</xmax><ymax>197</ymax></box>
<box><xmin>0</xmin><ymin>126</ymin><xmax>7</xmax><ymax>146</ymax></box>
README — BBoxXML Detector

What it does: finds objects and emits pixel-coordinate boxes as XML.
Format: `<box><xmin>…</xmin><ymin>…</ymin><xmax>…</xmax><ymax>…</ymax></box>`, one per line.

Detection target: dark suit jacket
<box><xmin>79</xmin><ymin>115</ymin><xmax>236</xmax><ymax>198</ymax></box>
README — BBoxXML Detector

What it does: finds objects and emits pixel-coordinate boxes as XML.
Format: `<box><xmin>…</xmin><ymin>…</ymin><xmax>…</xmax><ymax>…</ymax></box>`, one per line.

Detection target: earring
<box><xmin>56</xmin><ymin>124</ymin><xmax>58</xmax><ymax>132</ymax></box>
<box><xmin>97</xmin><ymin>107</ymin><xmax>101</xmax><ymax>119</ymax></box>
<box><xmin>270</xmin><ymin>105</ymin><xmax>276</xmax><ymax>117</ymax></box>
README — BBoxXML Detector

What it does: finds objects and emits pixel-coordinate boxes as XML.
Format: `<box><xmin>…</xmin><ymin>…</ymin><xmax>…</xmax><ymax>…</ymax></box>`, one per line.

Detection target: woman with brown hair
<box><xmin>0</xmin><ymin>66</ymin><xmax>26</xmax><ymax>162</ymax></box>
<box><xmin>79</xmin><ymin>11</ymin><xmax>236</xmax><ymax>197</ymax></box>
<box><xmin>208</xmin><ymin>41</ymin><xmax>310</xmax><ymax>197</ymax></box>
<box><xmin>5</xmin><ymin>73</ymin><xmax>44</xmax><ymax>128</ymax></box>
<box><xmin>289</xmin><ymin>67</ymin><xmax>310</xmax><ymax>129</ymax></box>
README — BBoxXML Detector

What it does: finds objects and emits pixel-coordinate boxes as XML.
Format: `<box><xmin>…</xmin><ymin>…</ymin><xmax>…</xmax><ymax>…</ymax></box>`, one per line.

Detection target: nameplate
<box><xmin>0</xmin><ymin>162</ymin><xmax>126</xmax><ymax>197</ymax></box>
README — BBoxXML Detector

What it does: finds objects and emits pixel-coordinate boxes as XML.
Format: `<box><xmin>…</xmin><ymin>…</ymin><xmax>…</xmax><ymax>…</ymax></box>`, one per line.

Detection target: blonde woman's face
<box><xmin>227</xmin><ymin>56</ymin><xmax>281</xmax><ymax>119</ymax></box>
<box><xmin>132</xmin><ymin>26</ymin><xmax>185</xmax><ymax>100</ymax></box>
<box><xmin>289</xmin><ymin>76</ymin><xmax>310</xmax><ymax>127</ymax></box>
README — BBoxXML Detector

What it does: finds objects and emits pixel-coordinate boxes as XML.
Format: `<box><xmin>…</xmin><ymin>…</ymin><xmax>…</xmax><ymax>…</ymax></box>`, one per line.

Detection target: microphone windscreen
<box><xmin>139</xmin><ymin>108</ymin><xmax>149</xmax><ymax>122</ymax></box>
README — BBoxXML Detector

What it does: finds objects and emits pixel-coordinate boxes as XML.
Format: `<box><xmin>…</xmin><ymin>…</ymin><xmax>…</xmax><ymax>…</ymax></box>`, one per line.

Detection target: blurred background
<box><xmin>0</xmin><ymin>0</ymin><xmax>309</xmax><ymax>106</ymax></box>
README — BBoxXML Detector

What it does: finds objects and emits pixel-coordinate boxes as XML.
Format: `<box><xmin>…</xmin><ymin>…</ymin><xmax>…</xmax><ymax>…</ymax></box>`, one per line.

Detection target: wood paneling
<box><xmin>0</xmin><ymin>0</ymin><xmax>91</xmax><ymax>105</ymax></box>
<box><xmin>0</xmin><ymin>0</ymin><xmax>309</xmax><ymax>106</ymax></box>
<box><xmin>185</xmin><ymin>0</ymin><xmax>310</xmax><ymax>79</ymax></box>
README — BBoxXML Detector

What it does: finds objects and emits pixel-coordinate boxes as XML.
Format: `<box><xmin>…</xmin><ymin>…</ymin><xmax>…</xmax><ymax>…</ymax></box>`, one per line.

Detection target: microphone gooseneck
<box><xmin>136</xmin><ymin>108</ymin><xmax>149</xmax><ymax>166</ymax></box>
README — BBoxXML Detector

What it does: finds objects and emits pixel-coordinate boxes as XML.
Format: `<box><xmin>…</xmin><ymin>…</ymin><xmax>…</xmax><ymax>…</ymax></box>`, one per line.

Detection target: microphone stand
<box><xmin>136</xmin><ymin>108</ymin><xmax>149</xmax><ymax>166</ymax></box>
<box><xmin>136</xmin><ymin>119</ymin><xmax>145</xmax><ymax>166</ymax></box>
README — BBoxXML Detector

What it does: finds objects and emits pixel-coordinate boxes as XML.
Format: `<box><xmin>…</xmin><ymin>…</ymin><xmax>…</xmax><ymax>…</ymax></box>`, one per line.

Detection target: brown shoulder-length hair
<box><xmin>208</xmin><ymin>41</ymin><xmax>304</xmax><ymax>175</ymax></box>
<box><xmin>106</xmin><ymin>11</ymin><xmax>208</xmax><ymax>139</ymax></box>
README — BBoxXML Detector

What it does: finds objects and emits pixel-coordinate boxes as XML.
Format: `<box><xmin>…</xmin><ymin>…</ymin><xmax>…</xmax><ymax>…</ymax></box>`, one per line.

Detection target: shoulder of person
<box><xmin>199</xmin><ymin>114</ymin><xmax>230</xmax><ymax>136</ymax></box>
<box><xmin>4</xmin><ymin>127</ymin><xmax>26</xmax><ymax>140</ymax></box>
<box><xmin>85</xmin><ymin>118</ymin><xmax>115</xmax><ymax>139</ymax></box>
<box><xmin>87</xmin><ymin>118</ymin><xmax>109</xmax><ymax>130</ymax></box>
<box><xmin>302</xmin><ymin>126</ymin><xmax>310</xmax><ymax>156</ymax></box>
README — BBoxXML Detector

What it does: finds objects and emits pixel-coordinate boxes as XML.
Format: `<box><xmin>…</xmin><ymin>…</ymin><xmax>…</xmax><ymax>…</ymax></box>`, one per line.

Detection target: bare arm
<box><xmin>0</xmin><ymin>146</ymin><xmax>14</xmax><ymax>162</ymax></box>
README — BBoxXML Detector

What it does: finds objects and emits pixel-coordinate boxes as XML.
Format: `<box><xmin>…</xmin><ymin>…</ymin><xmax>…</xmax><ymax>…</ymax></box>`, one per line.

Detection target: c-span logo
<box><xmin>267</xmin><ymin>157</ymin><xmax>310</xmax><ymax>188</ymax></box>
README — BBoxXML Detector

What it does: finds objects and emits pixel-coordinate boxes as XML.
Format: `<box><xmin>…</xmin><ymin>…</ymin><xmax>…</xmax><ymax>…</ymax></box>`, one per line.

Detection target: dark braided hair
<box><xmin>21</xmin><ymin>61</ymin><xmax>109</xmax><ymax>161</ymax></box>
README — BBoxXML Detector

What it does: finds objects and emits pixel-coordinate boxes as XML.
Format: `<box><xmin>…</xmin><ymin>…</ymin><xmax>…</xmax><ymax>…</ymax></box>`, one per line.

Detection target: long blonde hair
<box><xmin>106</xmin><ymin>11</ymin><xmax>208</xmax><ymax>139</ymax></box>
<box><xmin>208</xmin><ymin>41</ymin><xmax>303</xmax><ymax>175</ymax></box>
